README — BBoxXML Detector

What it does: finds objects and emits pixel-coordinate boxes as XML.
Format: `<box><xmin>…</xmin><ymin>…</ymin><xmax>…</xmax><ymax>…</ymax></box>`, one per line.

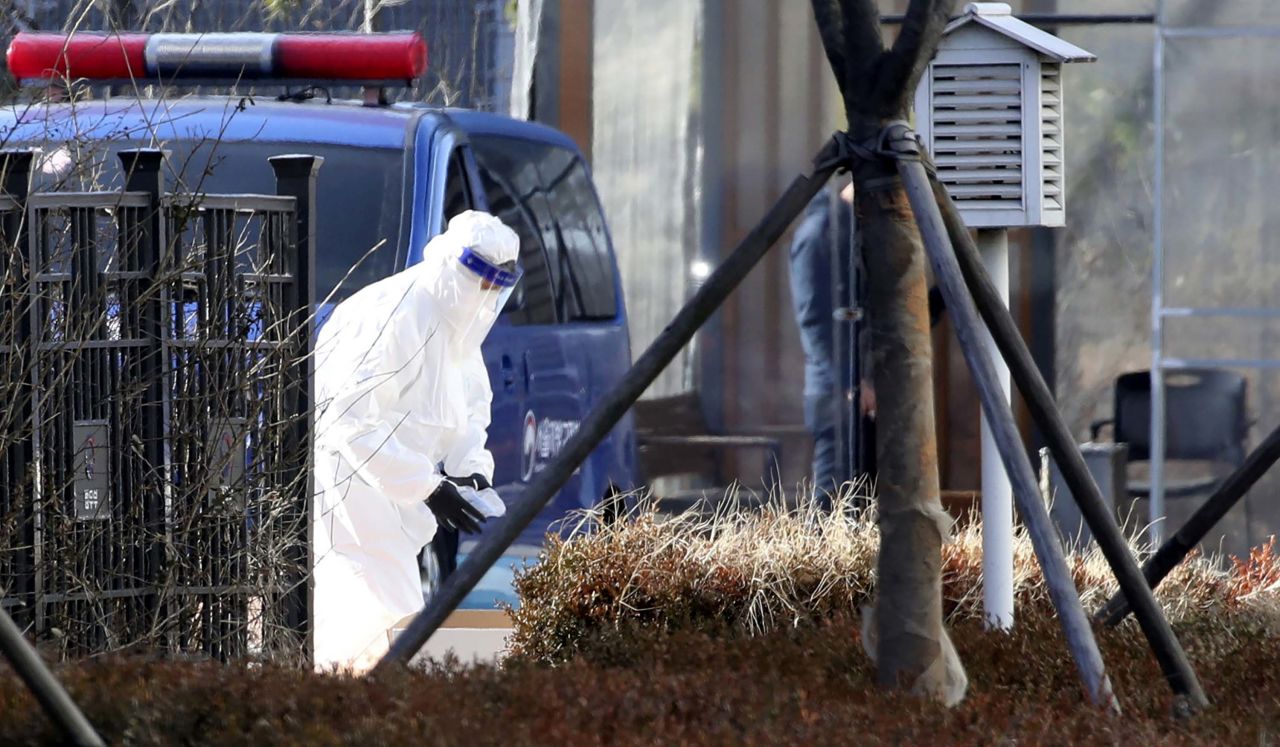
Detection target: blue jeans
<box><xmin>805</xmin><ymin>387</ymin><xmax>875</xmax><ymax>511</ymax></box>
<box><xmin>805</xmin><ymin>392</ymin><xmax>847</xmax><ymax>509</ymax></box>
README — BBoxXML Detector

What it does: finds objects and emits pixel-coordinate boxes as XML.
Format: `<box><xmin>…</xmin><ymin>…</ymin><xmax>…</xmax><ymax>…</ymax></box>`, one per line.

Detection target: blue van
<box><xmin>0</xmin><ymin>95</ymin><xmax>641</xmax><ymax>610</ymax></box>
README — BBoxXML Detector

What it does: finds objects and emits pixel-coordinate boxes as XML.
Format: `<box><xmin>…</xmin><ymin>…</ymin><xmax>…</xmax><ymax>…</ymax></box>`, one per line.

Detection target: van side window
<box><xmin>470</xmin><ymin>136</ymin><xmax>572</xmax><ymax>318</ymax></box>
<box><xmin>537</xmin><ymin>149</ymin><xmax>618</xmax><ymax>320</ymax></box>
<box><xmin>475</xmin><ymin>158</ymin><xmax>557</xmax><ymax>325</ymax></box>
<box><xmin>442</xmin><ymin>148</ymin><xmax>473</xmax><ymax>222</ymax></box>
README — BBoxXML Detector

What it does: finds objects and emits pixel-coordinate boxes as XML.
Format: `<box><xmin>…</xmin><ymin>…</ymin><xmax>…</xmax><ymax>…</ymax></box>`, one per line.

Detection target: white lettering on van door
<box><xmin>520</xmin><ymin>410</ymin><xmax>582</xmax><ymax>482</ymax></box>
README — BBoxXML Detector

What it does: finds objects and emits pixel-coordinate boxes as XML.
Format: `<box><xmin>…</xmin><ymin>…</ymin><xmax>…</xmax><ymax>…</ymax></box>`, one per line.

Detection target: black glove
<box><xmin>426</xmin><ymin>479</ymin><xmax>486</xmax><ymax>534</ymax></box>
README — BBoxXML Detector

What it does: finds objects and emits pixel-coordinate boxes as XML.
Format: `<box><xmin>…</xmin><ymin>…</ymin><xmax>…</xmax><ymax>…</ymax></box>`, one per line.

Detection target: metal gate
<box><xmin>0</xmin><ymin>148</ymin><xmax>316</xmax><ymax>662</ymax></box>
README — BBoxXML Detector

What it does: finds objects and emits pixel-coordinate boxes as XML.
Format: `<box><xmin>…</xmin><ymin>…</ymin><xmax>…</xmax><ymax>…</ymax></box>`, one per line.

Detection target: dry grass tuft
<box><xmin>507</xmin><ymin>488</ymin><xmax>1280</xmax><ymax>664</ymax></box>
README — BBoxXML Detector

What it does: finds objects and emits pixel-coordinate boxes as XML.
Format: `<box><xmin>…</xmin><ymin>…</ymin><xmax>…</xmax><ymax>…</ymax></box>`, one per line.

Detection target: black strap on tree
<box><xmin>823</xmin><ymin>126</ymin><xmax>949</xmax><ymax>328</ymax></box>
<box><xmin>814</xmin><ymin>125</ymin><xmax>922</xmax><ymax>181</ymax></box>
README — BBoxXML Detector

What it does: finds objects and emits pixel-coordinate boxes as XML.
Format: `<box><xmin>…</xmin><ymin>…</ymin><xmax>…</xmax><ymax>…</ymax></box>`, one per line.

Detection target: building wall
<box><xmin>701</xmin><ymin>0</ymin><xmax>841</xmax><ymax>484</ymax></box>
<box><xmin>591</xmin><ymin>0</ymin><xmax>976</xmax><ymax>489</ymax></box>
<box><xmin>591</xmin><ymin>0</ymin><xmax>702</xmax><ymax>399</ymax></box>
<box><xmin>589</xmin><ymin>0</ymin><xmax>1010</xmax><ymax>492</ymax></box>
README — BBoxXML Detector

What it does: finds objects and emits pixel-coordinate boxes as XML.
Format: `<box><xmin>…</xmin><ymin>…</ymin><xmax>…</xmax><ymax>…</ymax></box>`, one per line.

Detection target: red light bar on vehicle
<box><xmin>7</xmin><ymin>31</ymin><xmax>427</xmax><ymax>84</ymax></box>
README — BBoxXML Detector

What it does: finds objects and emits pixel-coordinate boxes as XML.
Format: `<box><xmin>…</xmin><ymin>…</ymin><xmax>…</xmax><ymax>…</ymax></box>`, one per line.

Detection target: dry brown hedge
<box><xmin>3</xmin><ymin>501</ymin><xmax>1280</xmax><ymax>745</ymax></box>
<box><xmin>2</xmin><ymin>612</ymin><xmax>1279</xmax><ymax>745</ymax></box>
<box><xmin>506</xmin><ymin>500</ymin><xmax>1278</xmax><ymax>665</ymax></box>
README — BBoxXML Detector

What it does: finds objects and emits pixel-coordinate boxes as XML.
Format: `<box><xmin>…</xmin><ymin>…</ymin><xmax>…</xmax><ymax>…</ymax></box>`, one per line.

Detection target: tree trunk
<box><xmin>808</xmin><ymin>0</ymin><xmax>965</xmax><ymax>704</ymax></box>
<box><xmin>860</xmin><ymin>186</ymin><xmax>963</xmax><ymax>702</ymax></box>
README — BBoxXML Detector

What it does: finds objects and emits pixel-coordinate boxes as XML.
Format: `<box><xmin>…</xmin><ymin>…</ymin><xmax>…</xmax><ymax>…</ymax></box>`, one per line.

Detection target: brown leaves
<box><xmin>2</xmin><ymin>610</ymin><xmax>1280</xmax><ymax>744</ymax></box>
<box><xmin>4</xmin><ymin>504</ymin><xmax>1280</xmax><ymax>743</ymax></box>
<box><xmin>1229</xmin><ymin>535</ymin><xmax>1280</xmax><ymax>599</ymax></box>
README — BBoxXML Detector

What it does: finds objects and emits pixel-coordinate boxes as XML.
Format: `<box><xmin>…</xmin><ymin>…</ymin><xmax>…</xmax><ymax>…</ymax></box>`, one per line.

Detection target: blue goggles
<box><xmin>459</xmin><ymin>247</ymin><xmax>522</xmax><ymax>288</ymax></box>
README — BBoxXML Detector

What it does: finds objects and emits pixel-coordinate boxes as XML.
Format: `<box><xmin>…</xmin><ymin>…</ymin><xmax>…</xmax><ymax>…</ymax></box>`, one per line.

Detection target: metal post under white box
<box><xmin>913</xmin><ymin>2</ymin><xmax>1096</xmax><ymax>229</ymax></box>
<box><xmin>913</xmin><ymin>2</ymin><xmax>1095</xmax><ymax>630</ymax></box>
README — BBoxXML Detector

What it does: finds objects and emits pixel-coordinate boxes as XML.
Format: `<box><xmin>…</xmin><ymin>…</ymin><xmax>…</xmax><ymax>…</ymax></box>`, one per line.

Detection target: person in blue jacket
<box><xmin>789</xmin><ymin>182</ymin><xmax>943</xmax><ymax>508</ymax></box>
<box><xmin>789</xmin><ymin>182</ymin><xmax>869</xmax><ymax>507</ymax></box>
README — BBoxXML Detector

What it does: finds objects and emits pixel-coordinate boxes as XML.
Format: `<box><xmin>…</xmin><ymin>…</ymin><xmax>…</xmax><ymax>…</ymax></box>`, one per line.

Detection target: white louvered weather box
<box><xmin>913</xmin><ymin>3</ymin><xmax>1095</xmax><ymax>228</ymax></box>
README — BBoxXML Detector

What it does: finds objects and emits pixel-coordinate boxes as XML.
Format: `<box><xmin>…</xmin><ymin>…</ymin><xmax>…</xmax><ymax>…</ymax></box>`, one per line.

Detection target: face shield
<box><xmin>435</xmin><ymin>245</ymin><xmax>523</xmax><ymax>349</ymax></box>
<box><xmin>459</xmin><ymin>246</ymin><xmax>522</xmax><ymax>313</ymax></box>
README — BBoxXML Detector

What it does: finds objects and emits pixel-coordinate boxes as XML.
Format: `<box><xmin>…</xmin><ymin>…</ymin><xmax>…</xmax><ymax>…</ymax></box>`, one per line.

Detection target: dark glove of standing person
<box><xmin>426</xmin><ymin>478</ymin><xmax>487</xmax><ymax>534</ymax></box>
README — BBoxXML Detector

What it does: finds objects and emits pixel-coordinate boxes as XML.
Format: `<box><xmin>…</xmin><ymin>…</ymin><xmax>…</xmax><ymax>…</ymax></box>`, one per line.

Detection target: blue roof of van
<box><xmin>0</xmin><ymin>96</ymin><xmax>583</xmax><ymax>154</ymax></box>
<box><xmin>441</xmin><ymin>107</ymin><xmax>581</xmax><ymax>151</ymax></box>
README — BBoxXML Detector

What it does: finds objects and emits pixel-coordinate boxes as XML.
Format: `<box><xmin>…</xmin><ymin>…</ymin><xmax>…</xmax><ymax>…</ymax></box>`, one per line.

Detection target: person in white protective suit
<box><xmin>311</xmin><ymin>211</ymin><xmax>521</xmax><ymax>673</ymax></box>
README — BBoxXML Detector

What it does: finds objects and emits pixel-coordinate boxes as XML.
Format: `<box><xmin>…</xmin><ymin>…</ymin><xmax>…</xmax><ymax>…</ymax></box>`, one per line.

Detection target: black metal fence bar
<box><xmin>269</xmin><ymin>154</ymin><xmax>321</xmax><ymax>664</ymax></box>
<box><xmin>0</xmin><ymin>151</ymin><xmax>35</xmax><ymax>630</ymax></box>
<box><xmin>21</xmin><ymin>156</ymin><xmax>163</xmax><ymax>654</ymax></box>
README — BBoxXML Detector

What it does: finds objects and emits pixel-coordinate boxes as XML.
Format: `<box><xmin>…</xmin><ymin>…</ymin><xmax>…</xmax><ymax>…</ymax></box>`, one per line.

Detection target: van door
<box><xmin>428</xmin><ymin>137</ymin><xmax>568</xmax><ymax>610</ymax></box>
<box><xmin>418</xmin><ymin>141</ymin><xmax>492</xmax><ymax>596</ymax></box>
<box><xmin>471</xmin><ymin>135</ymin><xmax>589</xmax><ymax>547</ymax></box>
<box><xmin>533</xmin><ymin>145</ymin><xmax>635</xmax><ymax>513</ymax></box>
<box><xmin>473</xmin><ymin>156</ymin><xmax>560</xmax><ymax>507</ymax></box>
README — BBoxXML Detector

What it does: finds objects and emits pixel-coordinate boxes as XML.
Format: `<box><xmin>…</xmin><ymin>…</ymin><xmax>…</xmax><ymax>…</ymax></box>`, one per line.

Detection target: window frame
<box><xmin>425</xmin><ymin>127</ymin><xmax>484</xmax><ymax>241</ymax></box>
<box><xmin>441</xmin><ymin>146</ymin><xmax>476</xmax><ymax>223</ymax></box>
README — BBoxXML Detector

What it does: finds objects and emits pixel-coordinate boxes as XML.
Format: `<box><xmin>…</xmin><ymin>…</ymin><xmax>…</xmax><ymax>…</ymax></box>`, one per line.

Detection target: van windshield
<box><xmin>34</xmin><ymin>139</ymin><xmax>407</xmax><ymax>303</ymax></box>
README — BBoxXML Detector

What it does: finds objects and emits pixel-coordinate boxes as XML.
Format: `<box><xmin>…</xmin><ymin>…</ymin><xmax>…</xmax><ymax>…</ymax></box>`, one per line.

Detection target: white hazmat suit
<box><xmin>312</xmin><ymin>211</ymin><xmax>520</xmax><ymax>672</ymax></box>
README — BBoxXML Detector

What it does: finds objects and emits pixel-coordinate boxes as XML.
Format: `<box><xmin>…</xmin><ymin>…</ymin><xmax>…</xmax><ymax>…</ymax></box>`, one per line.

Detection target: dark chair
<box><xmin>1090</xmin><ymin>369</ymin><xmax>1248</xmax><ymax>498</ymax></box>
<box><xmin>633</xmin><ymin>392</ymin><xmax>782</xmax><ymax>511</ymax></box>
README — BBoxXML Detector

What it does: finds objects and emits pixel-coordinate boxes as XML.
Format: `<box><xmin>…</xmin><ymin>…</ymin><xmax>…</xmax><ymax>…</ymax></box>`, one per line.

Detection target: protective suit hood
<box><xmin>419</xmin><ymin>210</ymin><xmax>521</xmax><ymax>350</ymax></box>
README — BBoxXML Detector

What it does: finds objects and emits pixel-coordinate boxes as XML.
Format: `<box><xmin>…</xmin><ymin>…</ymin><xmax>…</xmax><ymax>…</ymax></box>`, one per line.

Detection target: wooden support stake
<box><xmin>891</xmin><ymin>125</ymin><xmax>1119</xmax><ymax>712</ymax></box>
